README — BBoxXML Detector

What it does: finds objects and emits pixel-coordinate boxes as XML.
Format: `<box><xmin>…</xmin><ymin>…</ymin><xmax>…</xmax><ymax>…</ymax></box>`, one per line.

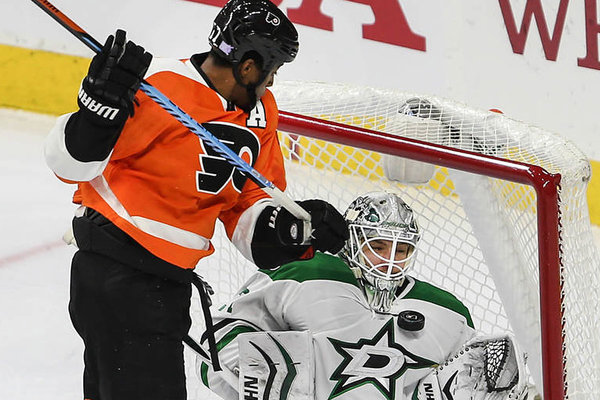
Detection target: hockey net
<box><xmin>188</xmin><ymin>81</ymin><xmax>600</xmax><ymax>400</ymax></box>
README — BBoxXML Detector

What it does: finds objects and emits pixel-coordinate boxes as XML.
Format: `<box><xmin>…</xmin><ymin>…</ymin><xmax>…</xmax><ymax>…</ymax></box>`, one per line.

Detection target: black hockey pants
<box><xmin>69</xmin><ymin>210</ymin><xmax>192</xmax><ymax>400</ymax></box>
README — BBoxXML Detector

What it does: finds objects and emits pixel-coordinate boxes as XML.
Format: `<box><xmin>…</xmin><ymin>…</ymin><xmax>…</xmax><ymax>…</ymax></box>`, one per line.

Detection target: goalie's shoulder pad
<box><xmin>238</xmin><ymin>330</ymin><xmax>315</xmax><ymax>400</ymax></box>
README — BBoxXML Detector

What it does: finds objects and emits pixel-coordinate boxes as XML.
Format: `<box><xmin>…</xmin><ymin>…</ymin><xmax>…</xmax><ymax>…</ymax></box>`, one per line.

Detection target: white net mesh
<box><xmin>187</xmin><ymin>81</ymin><xmax>600</xmax><ymax>400</ymax></box>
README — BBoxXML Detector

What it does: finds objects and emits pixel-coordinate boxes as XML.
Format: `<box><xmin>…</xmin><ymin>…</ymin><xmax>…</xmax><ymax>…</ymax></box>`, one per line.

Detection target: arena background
<box><xmin>2</xmin><ymin>0</ymin><xmax>598</xmax><ymax>223</ymax></box>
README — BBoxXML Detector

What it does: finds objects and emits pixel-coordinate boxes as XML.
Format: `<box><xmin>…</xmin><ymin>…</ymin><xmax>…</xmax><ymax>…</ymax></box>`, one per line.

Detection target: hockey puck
<box><xmin>397</xmin><ymin>310</ymin><xmax>425</xmax><ymax>331</ymax></box>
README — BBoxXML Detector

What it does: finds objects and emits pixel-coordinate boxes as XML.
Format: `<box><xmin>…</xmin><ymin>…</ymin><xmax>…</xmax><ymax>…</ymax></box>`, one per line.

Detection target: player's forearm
<box><xmin>250</xmin><ymin>200</ymin><xmax>347</xmax><ymax>269</ymax></box>
<box><xmin>250</xmin><ymin>204</ymin><xmax>313</xmax><ymax>268</ymax></box>
<box><xmin>229</xmin><ymin>199</ymin><xmax>312</xmax><ymax>269</ymax></box>
<box><xmin>64</xmin><ymin>111</ymin><xmax>124</xmax><ymax>162</ymax></box>
<box><xmin>44</xmin><ymin>112</ymin><xmax>113</xmax><ymax>182</ymax></box>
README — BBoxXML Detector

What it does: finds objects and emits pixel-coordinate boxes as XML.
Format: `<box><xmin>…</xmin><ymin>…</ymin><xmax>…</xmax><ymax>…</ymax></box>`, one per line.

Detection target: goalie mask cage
<box><xmin>189</xmin><ymin>81</ymin><xmax>600</xmax><ymax>400</ymax></box>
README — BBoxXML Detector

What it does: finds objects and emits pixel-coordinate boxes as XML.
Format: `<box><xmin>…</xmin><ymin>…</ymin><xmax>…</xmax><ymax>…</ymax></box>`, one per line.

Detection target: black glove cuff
<box><xmin>64</xmin><ymin>111</ymin><xmax>125</xmax><ymax>162</ymax></box>
<box><xmin>251</xmin><ymin>205</ymin><xmax>311</xmax><ymax>269</ymax></box>
<box><xmin>77</xmin><ymin>82</ymin><xmax>129</xmax><ymax>127</ymax></box>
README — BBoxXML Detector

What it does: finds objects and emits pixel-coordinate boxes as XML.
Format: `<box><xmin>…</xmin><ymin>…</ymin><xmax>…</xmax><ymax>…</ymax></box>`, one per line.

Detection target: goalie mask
<box><xmin>341</xmin><ymin>192</ymin><xmax>420</xmax><ymax>314</ymax></box>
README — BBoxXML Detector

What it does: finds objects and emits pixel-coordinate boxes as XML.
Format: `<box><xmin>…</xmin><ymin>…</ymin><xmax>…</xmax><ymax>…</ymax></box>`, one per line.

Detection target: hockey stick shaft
<box><xmin>183</xmin><ymin>336</ymin><xmax>240</xmax><ymax>389</ymax></box>
<box><xmin>31</xmin><ymin>0</ymin><xmax>312</xmax><ymax>230</ymax></box>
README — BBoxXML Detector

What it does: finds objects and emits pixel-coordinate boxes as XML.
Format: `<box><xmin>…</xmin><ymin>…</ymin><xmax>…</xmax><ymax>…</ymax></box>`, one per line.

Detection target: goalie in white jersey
<box><xmin>195</xmin><ymin>192</ymin><xmax>528</xmax><ymax>400</ymax></box>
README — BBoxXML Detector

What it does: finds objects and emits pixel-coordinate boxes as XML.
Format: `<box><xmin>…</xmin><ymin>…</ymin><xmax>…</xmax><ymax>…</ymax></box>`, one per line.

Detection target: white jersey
<box><xmin>199</xmin><ymin>253</ymin><xmax>475</xmax><ymax>399</ymax></box>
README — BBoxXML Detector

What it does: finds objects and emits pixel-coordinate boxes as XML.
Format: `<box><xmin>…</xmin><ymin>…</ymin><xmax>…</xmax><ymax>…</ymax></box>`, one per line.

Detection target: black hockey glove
<box><xmin>298</xmin><ymin>199</ymin><xmax>348</xmax><ymax>253</ymax></box>
<box><xmin>78</xmin><ymin>29</ymin><xmax>152</xmax><ymax>127</ymax></box>
<box><xmin>251</xmin><ymin>200</ymin><xmax>348</xmax><ymax>269</ymax></box>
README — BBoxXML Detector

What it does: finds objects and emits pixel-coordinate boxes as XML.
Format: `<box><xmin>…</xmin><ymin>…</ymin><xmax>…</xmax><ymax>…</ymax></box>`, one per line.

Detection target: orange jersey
<box><xmin>48</xmin><ymin>57</ymin><xmax>286</xmax><ymax>269</ymax></box>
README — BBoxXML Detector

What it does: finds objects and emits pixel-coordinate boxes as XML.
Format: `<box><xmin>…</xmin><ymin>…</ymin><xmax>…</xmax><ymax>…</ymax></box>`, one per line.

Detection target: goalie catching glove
<box><xmin>251</xmin><ymin>199</ymin><xmax>348</xmax><ymax>269</ymax></box>
<box><xmin>415</xmin><ymin>333</ymin><xmax>529</xmax><ymax>400</ymax></box>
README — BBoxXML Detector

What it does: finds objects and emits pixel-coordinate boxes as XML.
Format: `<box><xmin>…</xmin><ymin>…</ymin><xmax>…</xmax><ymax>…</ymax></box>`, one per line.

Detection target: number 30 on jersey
<box><xmin>195</xmin><ymin>121</ymin><xmax>261</xmax><ymax>195</ymax></box>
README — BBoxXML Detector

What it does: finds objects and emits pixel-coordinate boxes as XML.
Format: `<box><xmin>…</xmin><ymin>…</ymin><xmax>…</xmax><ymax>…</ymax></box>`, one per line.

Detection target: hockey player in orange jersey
<box><xmin>44</xmin><ymin>1</ymin><xmax>348</xmax><ymax>399</ymax></box>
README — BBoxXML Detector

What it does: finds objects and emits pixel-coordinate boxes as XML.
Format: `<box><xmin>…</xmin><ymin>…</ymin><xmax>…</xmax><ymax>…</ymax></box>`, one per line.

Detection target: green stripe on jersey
<box><xmin>200</xmin><ymin>362</ymin><xmax>209</xmax><ymax>388</ymax></box>
<box><xmin>259</xmin><ymin>253</ymin><xmax>359</xmax><ymax>287</ymax></box>
<box><xmin>404</xmin><ymin>278</ymin><xmax>474</xmax><ymax>329</ymax></box>
<box><xmin>217</xmin><ymin>325</ymin><xmax>259</xmax><ymax>351</ymax></box>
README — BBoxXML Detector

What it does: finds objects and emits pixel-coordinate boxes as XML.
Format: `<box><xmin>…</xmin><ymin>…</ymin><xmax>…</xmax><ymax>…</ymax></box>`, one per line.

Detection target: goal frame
<box><xmin>278</xmin><ymin>110</ymin><xmax>565</xmax><ymax>400</ymax></box>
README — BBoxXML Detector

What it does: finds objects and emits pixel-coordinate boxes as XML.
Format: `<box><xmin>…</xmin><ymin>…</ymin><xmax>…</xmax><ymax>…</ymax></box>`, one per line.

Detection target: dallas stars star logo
<box><xmin>328</xmin><ymin>319</ymin><xmax>435</xmax><ymax>399</ymax></box>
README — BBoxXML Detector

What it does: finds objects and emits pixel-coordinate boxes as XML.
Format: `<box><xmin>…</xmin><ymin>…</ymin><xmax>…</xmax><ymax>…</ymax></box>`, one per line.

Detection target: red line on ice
<box><xmin>0</xmin><ymin>240</ymin><xmax>65</xmax><ymax>267</ymax></box>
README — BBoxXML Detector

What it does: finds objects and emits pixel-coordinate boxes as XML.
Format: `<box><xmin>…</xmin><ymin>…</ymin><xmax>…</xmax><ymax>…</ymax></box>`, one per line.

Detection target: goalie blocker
<box><xmin>222</xmin><ymin>332</ymin><xmax>528</xmax><ymax>400</ymax></box>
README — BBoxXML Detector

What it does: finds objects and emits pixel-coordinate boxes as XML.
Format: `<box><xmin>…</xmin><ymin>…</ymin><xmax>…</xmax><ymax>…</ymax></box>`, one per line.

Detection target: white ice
<box><xmin>1</xmin><ymin>108</ymin><xmax>599</xmax><ymax>399</ymax></box>
<box><xmin>0</xmin><ymin>108</ymin><xmax>81</xmax><ymax>398</ymax></box>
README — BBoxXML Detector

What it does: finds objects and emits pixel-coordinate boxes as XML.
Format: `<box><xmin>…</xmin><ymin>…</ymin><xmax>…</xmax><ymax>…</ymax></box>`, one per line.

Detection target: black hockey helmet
<box><xmin>209</xmin><ymin>0</ymin><xmax>299</xmax><ymax>86</ymax></box>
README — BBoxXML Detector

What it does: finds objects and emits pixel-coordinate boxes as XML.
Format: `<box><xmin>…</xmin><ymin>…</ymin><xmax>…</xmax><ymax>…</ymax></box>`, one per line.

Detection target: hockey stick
<box><xmin>31</xmin><ymin>0</ymin><xmax>312</xmax><ymax>241</ymax></box>
<box><xmin>183</xmin><ymin>335</ymin><xmax>240</xmax><ymax>389</ymax></box>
